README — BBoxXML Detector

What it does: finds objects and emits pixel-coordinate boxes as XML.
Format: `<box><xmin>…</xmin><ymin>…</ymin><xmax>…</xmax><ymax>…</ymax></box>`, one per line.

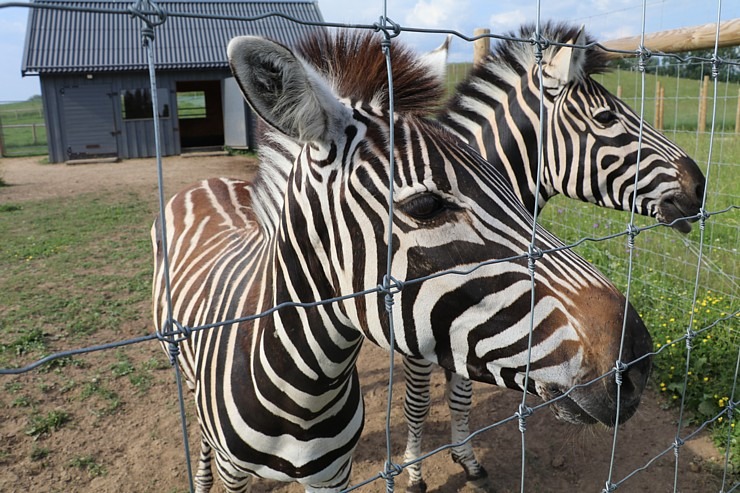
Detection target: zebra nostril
<box><xmin>695</xmin><ymin>183</ymin><xmax>704</xmax><ymax>202</ymax></box>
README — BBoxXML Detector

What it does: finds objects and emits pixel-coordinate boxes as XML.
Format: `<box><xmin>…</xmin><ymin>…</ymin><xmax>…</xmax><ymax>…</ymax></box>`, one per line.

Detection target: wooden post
<box><xmin>473</xmin><ymin>28</ymin><xmax>490</xmax><ymax>66</ymax></box>
<box><xmin>698</xmin><ymin>75</ymin><xmax>709</xmax><ymax>133</ymax></box>
<box><xmin>658</xmin><ymin>85</ymin><xmax>665</xmax><ymax>130</ymax></box>
<box><xmin>616</xmin><ymin>85</ymin><xmax>623</xmax><ymax>99</ymax></box>
<box><xmin>654</xmin><ymin>80</ymin><xmax>661</xmax><ymax>129</ymax></box>
<box><xmin>735</xmin><ymin>87</ymin><xmax>740</xmax><ymax>134</ymax></box>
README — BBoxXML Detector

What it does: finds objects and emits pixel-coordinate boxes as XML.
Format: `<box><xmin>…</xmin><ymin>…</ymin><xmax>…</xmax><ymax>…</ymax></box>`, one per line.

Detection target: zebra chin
<box><xmin>537</xmin><ymin>358</ymin><xmax>652</xmax><ymax>427</ymax></box>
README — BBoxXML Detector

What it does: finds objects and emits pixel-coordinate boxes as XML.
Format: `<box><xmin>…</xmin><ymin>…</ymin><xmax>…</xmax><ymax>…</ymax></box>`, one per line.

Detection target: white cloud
<box><xmin>404</xmin><ymin>0</ymin><xmax>465</xmax><ymax>29</ymax></box>
<box><xmin>489</xmin><ymin>9</ymin><xmax>528</xmax><ymax>33</ymax></box>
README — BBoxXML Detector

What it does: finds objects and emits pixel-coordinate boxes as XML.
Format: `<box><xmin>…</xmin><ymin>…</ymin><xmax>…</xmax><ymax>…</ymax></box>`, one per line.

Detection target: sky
<box><xmin>0</xmin><ymin>0</ymin><xmax>738</xmax><ymax>102</ymax></box>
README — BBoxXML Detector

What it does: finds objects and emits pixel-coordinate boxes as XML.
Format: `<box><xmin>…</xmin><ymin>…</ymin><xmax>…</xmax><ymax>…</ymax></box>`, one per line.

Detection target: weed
<box><xmin>25</xmin><ymin>410</ymin><xmax>71</xmax><ymax>438</ymax></box>
<box><xmin>30</xmin><ymin>446</ymin><xmax>51</xmax><ymax>461</ymax></box>
<box><xmin>69</xmin><ymin>455</ymin><xmax>107</xmax><ymax>477</ymax></box>
<box><xmin>4</xmin><ymin>381</ymin><xmax>23</xmax><ymax>393</ymax></box>
<box><xmin>11</xmin><ymin>395</ymin><xmax>33</xmax><ymax>408</ymax></box>
<box><xmin>80</xmin><ymin>377</ymin><xmax>122</xmax><ymax>415</ymax></box>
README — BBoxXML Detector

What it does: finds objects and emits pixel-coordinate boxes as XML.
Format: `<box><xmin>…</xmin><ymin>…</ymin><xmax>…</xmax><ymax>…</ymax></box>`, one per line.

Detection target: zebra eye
<box><xmin>400</xmin><ymin>193</ymin><xmax>447</xmax><ymax>221</ymax></box>
<box><xmin>593</xmin><ymin>109</ymin><xmax>619</xmax><ymax>126</ymax></box>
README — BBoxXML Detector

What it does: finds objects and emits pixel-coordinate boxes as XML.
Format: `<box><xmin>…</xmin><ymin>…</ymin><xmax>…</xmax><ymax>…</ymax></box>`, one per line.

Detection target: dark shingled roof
<box><xmin>22</xmin><ymin>0</ymin><xmax>325</xmax><ymax>75</ymax></box>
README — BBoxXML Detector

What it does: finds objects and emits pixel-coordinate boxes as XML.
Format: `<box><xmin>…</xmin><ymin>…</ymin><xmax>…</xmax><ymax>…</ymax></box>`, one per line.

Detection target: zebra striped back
<box><xmin>441</xmin><ymin>22</ymin><xmax>705</xmax><ymax>232</ymax></box>
<box><xmin>152</xmin><ymin>30</ymin><xmax>652</xmax><ymax>492</ymax></box>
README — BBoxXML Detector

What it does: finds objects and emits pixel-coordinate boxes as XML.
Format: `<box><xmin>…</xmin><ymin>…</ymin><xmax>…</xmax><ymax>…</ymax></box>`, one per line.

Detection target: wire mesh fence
<box><xmin>0</xmin><ymin>0</ymin><xmax>738</xmax><ymax>492</ymax></box>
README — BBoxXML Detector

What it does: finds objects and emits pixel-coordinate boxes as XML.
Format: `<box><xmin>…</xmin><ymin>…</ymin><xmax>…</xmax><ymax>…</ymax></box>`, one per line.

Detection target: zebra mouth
<box><xmin>657</xmin><ymin>196</ymin><xmax>700</xmax><ymax>234</ymax></box>
<box><xmin>540</xmin><ymin>385</ymin><xmax>639</xmax><ymax>427</ymax></box>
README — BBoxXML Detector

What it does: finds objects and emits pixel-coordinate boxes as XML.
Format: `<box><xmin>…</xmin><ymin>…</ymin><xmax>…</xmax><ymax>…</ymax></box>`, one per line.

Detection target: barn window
<box><xmin>177</xmin><ymin>91</ymin><xmax>207</xmax><ymax>119</ymax></box>
<box><xmin>120</xmin><ymin>88</ymin><xmax>170</xmax><ymax>120</ymax></box>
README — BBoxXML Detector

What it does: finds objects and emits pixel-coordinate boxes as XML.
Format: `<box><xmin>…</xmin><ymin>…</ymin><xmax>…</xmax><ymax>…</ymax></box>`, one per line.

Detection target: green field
<box><xmin>0</xmin><ymin>98</ymin><xmax>47</xmax><ymax>157</ymax></box>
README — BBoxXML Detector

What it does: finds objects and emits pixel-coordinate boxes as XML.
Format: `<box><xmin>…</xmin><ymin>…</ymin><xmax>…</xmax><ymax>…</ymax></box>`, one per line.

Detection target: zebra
<box><xmin>401</xmin><ymin>22</ymin><xmax>707</xmax><ymax>493</ymax></box>
<box><xmin>152</xmin><ymin>30</ymin><xmax>652</xmax><ymax>492</ymax></box>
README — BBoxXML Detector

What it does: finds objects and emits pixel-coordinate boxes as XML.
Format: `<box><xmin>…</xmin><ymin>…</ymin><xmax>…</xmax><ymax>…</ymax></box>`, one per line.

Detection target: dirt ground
<box><xmin>0</xmin><ymin>155</ymin><xmax>727</xmax><ymax>492</ymax></box>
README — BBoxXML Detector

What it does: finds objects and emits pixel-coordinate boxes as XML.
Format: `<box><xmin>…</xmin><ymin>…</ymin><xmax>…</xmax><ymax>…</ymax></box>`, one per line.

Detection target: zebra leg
<box><xmin>402</xmin><ymin>357</ymin><xmax>433</xmax><ymax>493</ymax></box>
<box><xmin>213</xmin><ymin>449</ymin><xmax>253</xmax><ymax>493</ymax></box>
<box><xmin>445</xmin><ymin>370</ymin><xmax>492</xmax><ymax>492</ymax></box>
<box><xmin>194</xmin><ymin>437</ymin><xmax>214</xmax><ymax>493</ymax></box>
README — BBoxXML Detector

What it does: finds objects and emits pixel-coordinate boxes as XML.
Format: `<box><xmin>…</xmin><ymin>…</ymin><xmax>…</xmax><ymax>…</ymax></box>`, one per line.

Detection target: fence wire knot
<box><xmin>529</xmin><ymin>32</ymin><xmax>549</xmax><ymax>64</ymax></box>
<box><xmin>374</xmin><ymin>16</ymin><xmax>401</xmax><ymax>42</ymax></box>
<box><xmin>710</xmin><ymin>55</ymin><xmax>722</xmax><ymax>79</ymax></box>
<box><xmin>626</xmin><ymin>223</ymin><xmax>640</xmax><ymax>249</ymax></box>
<box><xmin>613</xmin><ymin>360</ymin><xmax>628</xmax><ymax>386</ymax></box>
<box><xmin>527</xmin><ymin>244</ymin><xmax>543</xmax><ymax>274</ymax></box>
<box><xmin>698</xmin><ymin>207</ymin><xmax>709</xmax><ymax>231</ymax></box>
<box><xmin>673</xmin><ymin>437</ymin><xmax>685</xmax><ymax>458</ymax></box>
<box><xmin>516</xmin><ymin>403</ymin><xmax>533</xmax><ymax>433</ymax></box>
<box><xmin>380</xmin><ymin>460</ymin><xmax>403</xmax><ymax>492</ymax></box>
<box><xmin>379</xmin><ymin>275</ymin><xmax>405</xmax><ymax>312</ymax></box>
<box><xmin>637</xmin><ymin>46</ymin><xmax>652</xmax><ymax>72</ymax></box>
<box><xmin>602</xmin><ymin>481</ymin><xmax>617</xmax><ymax>492</ymax></box>
<box><xmin>685</xmin><ymin>329</ymin><xmax>696</xmax><ymax>350</ymax></box>
<box><xmin>129</xmin><ymin>0</ymin><xmax>167</xmax><ymax>29</ymax></box>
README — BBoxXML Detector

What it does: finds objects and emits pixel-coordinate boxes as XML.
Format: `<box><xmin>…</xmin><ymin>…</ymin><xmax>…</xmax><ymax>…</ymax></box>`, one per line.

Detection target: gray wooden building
<box><xmin>21</xmin><ymin>0</ymin><xmax>324</xmax><ymax>163</ymax></box>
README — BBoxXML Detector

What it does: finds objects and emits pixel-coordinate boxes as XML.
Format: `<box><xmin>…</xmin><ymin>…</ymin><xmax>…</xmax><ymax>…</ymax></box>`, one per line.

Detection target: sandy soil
<box><xmin>0</xmin><ymin>155</ymin><xmax>726</xmax><ymax>492</ymax></box>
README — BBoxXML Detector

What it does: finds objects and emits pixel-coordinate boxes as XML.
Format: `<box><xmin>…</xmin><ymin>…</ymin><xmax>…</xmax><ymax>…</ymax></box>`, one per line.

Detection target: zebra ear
<box><xmin>419</xmin><ymin>35</ymin><xmax>451</xmax><ymax>82</ymax></box>
<box><xmin>227</xmin><ymin>36</ymin><xmax>351</xmax><ymax>144</ymax></box>
<box><xmin>544</xmin><ymin>25</ymin><xmax>587</xmax><ymax>86</ymax></box>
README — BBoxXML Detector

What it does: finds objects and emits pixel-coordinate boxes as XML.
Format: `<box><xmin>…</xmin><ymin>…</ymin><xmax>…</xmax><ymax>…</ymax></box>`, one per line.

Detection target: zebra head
<box><xmin>228</xmin><ymin>31</ymin><xmax>652</xmax><ymax>427</ymax></box>
<box><xmin>442</xmin><ymin>22</ymin><xmax>706</xmax><ymax>233</ymax></box>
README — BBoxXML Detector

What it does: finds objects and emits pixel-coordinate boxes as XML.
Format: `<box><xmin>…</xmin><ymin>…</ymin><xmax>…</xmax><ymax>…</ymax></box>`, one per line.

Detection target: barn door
<box><xmin>61</xmin><ymin>85</ymin><xmax>118</xmax><ymax>160</ymax></box>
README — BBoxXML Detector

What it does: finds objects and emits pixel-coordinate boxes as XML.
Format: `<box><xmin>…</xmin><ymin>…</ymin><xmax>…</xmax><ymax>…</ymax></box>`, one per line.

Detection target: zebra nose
<box><xmin>615</xmin><ymin>310</ymin><xmax>652</xmax><ymax>422</ymax></box>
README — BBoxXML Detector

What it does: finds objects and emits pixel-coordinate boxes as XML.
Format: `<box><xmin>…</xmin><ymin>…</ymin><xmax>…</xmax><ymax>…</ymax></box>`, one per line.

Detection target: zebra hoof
<box><xmin>463</xmin><ymin>475</ymin><xmax>494</xmax><ymax>493</ymax></box>
<box><xmin>406</xmin><ymin>480</ymin><xmax>428</xmax><ymax>493</ymax></box>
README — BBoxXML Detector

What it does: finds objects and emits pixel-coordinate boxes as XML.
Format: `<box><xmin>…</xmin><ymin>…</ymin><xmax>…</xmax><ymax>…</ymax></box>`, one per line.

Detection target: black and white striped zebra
<box><xmin>402</xmin><ymin>22</ymin><xmax>706</xmax><ymax>493</ymax></box>
<box><xmin>152</xmin><ymin>31</ymin><xmax>652</xmax><ymax>492</ymax></box>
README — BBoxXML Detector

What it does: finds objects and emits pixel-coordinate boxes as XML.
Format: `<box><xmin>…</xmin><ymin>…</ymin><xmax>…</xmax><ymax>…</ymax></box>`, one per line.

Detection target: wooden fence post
<box><xmin>698</xmin><ymin>75</ymin><xmax>709</xmax><ymax>133</ymax></box>
<box><xmin>735</xmin><ymin>87</ymin><xmax>740</xmax><ymax>134</ymax></box>
<box><xmin>616</xmin><ymin>85</ymin><xmax>623</xmax><ymax>99</ymax></box>
<box><xmin>654</xmin><ymin>80</ymin><xmax>661</xmax><ymax>129</ymax></box>
<box><xmin>473</xmin><ymin>28</ymin><xmax>490</xmax><ymax>66</ymax></box>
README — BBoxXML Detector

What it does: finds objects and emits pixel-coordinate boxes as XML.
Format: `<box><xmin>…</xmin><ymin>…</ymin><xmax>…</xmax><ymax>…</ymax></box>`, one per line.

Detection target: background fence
<box><xmin>0</xmin><ymin>1</ymin><xmax>739</xmax><ymax>492</ymax></box>
<box><xmin>0</xmin><ymin>98</ymin><xmax>47</xmax><ymax>158</ymax></box>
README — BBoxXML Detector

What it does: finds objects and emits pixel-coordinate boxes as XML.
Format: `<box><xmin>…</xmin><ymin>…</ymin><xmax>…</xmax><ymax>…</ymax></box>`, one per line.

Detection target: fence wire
<box><xmin>0</xmin><ymin>0</ymin><xmax>738</xmax><ymax>492</ymax></box>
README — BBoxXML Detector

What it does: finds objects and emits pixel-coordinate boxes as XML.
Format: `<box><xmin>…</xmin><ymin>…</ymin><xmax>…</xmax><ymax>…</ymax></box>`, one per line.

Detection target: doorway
<box><xmin>176</xmin><ymin>80</ymin><xmax>224</xmax><ymax>150</ymax></box>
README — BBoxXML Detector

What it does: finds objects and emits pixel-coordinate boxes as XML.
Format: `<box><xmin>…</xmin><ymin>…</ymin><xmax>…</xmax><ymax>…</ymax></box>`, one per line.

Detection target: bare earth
<box><xmin>0</xmin><ymin>155</ymin><xmax>726</xmax><ymax>492</ymax></box>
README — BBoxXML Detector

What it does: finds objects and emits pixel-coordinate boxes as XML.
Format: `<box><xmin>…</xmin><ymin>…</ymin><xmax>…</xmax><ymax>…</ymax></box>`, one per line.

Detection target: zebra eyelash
<box><xmin>592</xmin><ymin>107</ymin><xmax>620</xmax><ymax>126</ymax></box>
<box><xmin>397</xmin><ymin>192</ymin><xmax>457</xmax><ymax>222</ymax></box>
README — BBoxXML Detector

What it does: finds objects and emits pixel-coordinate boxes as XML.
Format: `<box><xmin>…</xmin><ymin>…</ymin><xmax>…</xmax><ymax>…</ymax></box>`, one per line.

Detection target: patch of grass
<box><xmin>69</xmin><ymin>455</ymin><xmax>107</xmax><ymax>477</ymax></box>
<box><xmin>25</xmin><ymin>410</ymin><xmax>71</xmax><ymax>438</ymax></box>
<box><xmin>0</xmin><ymin>193</ymin><xmax>153</xmax><ymax>365</ymax></box>
<box><xmin>11</xmin><ymin>395</ymin><xmax>33</xmax><ymax>408</ymax></box>
<box><xmin>30</xmin><ymin>446</ymin><xmax>51</xmax><ymax>461</ymax></box>
<box><xmin>80</xmin><ymin>377</ymin><xmax>122</xmax><ymax>416</ymax></box>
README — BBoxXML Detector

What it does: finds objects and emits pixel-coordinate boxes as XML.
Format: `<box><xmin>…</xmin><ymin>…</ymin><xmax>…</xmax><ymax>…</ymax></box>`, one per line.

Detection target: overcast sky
<box><xmin>1</xmin><ymin>0</ymin><xmax>738</xmax><ymax>102</ymax></box>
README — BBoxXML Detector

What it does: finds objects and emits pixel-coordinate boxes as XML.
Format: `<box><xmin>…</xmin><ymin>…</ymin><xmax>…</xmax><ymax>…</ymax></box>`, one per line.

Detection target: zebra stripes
<box><xmin>152</xmin><ymin>30</ymin><xmax>652</xmax><ymax>492</ymax></box>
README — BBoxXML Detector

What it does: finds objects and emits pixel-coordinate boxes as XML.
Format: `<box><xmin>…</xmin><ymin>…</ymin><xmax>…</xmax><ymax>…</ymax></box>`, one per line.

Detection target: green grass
<box><xmin>0</xmin><ymin>193</ymin><xmax>153</xmax><ymax>368</ymax></box>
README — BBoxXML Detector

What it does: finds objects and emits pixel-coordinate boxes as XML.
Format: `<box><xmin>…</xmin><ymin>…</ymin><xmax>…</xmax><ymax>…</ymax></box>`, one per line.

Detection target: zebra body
<box><xmin>403</xmin><ymin>22</ymin><xmax>706</xmax><ymax>493</ymax></box>
<box><xmin>152</xmin><ymin>31</ymin><xmax>652</xmax><ymax>492</ymax></box>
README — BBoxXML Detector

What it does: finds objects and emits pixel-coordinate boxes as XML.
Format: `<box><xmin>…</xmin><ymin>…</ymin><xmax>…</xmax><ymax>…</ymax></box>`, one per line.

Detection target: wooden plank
<box><xmin>602</xmin><ymin>18</ymin><xmax>740</xmax><ymax>57</ymax></box>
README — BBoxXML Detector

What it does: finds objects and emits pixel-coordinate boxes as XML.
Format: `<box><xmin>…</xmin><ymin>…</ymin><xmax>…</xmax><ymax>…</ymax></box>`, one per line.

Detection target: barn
<box><xmin>21</xmin><ymin>0</ymin><xmax>325</xmax><ymax>163</ymax></box>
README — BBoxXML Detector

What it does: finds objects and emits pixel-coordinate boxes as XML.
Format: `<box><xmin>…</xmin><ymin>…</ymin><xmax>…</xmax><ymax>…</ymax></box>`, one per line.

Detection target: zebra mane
<box><xmin>478</xmin><ymin>22</ymin><xmax>610</xmax><ymax>84</ymax></box>
<box><xmin>296</xmin><ymin>29</ymin><xmax>447</xmax><ymax>114</ymax></box>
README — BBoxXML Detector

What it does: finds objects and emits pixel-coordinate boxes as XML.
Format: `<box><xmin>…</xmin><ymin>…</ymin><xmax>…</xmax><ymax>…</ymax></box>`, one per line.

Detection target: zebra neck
<box><xmin>441</xmin><ymin>68</ymin><xmax>554</xmax><ymax>214</ymax></box>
